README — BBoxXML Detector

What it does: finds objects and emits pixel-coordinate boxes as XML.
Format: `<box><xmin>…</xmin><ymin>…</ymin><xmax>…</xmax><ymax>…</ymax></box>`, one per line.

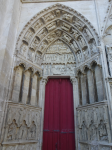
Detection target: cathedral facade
<box><xmin>0</xmin><ymin>0</ymin><xmax>112</xmax><ymax>150</ymax></box>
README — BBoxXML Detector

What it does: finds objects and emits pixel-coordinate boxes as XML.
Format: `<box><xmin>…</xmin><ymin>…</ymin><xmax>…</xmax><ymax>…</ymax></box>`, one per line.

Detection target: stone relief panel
<box><xmin>42</xmin><ymin>40</ymin><xmax>76</xmax><ymax>76</ymax></box>
<box><xmin>77</xmin><ymin>102</ymin><xmax>111</xmax><ymax>143</ymax></box>
<box><xmin>4</xmin><ymin>103</ymin><xmax>41</xmax><ymax>143</ymax></box>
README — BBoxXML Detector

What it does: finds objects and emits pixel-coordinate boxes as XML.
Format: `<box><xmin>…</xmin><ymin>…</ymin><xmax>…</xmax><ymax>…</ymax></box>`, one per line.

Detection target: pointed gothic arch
<box><xmin>15</xmin><ymin>3</ymin><xmax>100</xmax><ymax>68</ymax></box>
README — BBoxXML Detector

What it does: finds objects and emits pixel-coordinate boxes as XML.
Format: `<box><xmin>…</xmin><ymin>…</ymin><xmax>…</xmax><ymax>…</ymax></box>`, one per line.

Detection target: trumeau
<box><xmin>21</xmin><ymin>0</ymin><xmax>93</xmax><ymax>3</ymax></box>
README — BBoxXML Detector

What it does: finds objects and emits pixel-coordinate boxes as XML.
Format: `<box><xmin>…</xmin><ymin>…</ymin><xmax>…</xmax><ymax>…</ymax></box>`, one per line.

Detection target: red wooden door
<box><xmin>43</xmin><ymin>78</ymin><xmax>75</xmax><ymax>150</ymax></box>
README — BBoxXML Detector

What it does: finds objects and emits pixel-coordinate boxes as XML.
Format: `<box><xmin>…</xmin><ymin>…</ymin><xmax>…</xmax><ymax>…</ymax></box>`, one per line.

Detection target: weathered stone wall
<box><xmin>0</xmin><ymin>0</ymin><xmax>112</xmax><ymax>150</ymax></box>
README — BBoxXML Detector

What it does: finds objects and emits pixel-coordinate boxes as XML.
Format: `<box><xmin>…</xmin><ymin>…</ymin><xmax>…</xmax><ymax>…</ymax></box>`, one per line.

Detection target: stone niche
<box><xmin>2</xmin><ymin>102</ymin><xmax>41</xmax><ymax>150</ymax></box>
<box><xmin>77</xmin><ymin>101</ymin><xmax>112</xmax><ymax>150</ymax></box>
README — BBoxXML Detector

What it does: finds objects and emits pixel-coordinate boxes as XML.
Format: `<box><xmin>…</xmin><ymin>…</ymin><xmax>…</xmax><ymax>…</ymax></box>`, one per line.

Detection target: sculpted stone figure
<box><xmin>18</xmin><ymin>121</ymin><xmax>28</xmax><ymax>140</ymax></box>
<box><xmin>47</xmin><ymin>22</ymin><xmax>57</xmax><ymax>32</ymax></box>
<box><xmin>46</xmin><ymin>32</ymin><xmax>57</xmax><ymax>43</ymax></box>
<box><xmin>83</xmin><ymin>27</ymin><xmax>93</xmax><ymax>42</ymax></box>
<box><xmin>78</xmin><ymin>36</ymin><xmax>87</xmax><ymax>50</ymax></box>
<box><xmin>38</xmin><ymin>28</ymin><xmax>47</xmax><ymax>40</ymax></box>
<box><xmin>24</xmin><ymin>29</ymin><xmax>34</xmax><ymax>43</ymax></box>
<box><xmin>63</xmin><ymin>33</ymin><xmax>72</xmax><ymax>43</ymax></box>
<box><xmin>62</xmin><ymin>13</ymin><xmax>73</xmax><ymax>22</ymax></box>
<box><xmin>98</xmin><ymin>120</ymin><xmax>108</xmax><ymax>141</ymax></box>
<box><xmin>28</xmin><ymin>50</ymin><xmax>35</xmax><ymax>61</ymax></box>
<box><xmin>28</xmin><ymin>121</ymin><xmax>36</xmax><ymax>139</ymax></box>
<box><xmin>7</xmin><ymin>120</ymin><xmax>17</xmax><ymax>141</ymax></box>
<box><xmin>61</xmin><ymin>22</ymin><xmax>72</xmax><ymax>32</ymax></box>
<box><xmin>77</xmin><ymin>51</ymin><xmax>82</xmax><ymax>63</ymax></box>
<box><xmin>72</xmin><ymin>28</ymin><xmax>80</xmax><ymax>40</ymax></box>
<box><xmin>31</xmin><ymin>37</ymin><xmax>40</xmax><ymax>50</ymax></box>
<box><xmin>43</xmin><ymin>11</ymin><xmax>56</xmax><ymax>22</ymax></box>
<box><xmin>81</xmin><ymin>121</ymin><xmax>88</xmax><ymax>141</ymax></box>
<box><xmin>73</xmin><ymin>17</ymin><xmax>85</xmax><ymax>31</ymax></box>
<box><xmin>90</xmin><ymin>40</ymin><xmax>97</xmax><ymax>54</ymax></box>
<box><xmin>33</xmin><ymin>19</ymin><xmax>43</xmax><ymax>31</ymax></box>
<box><xmin>89</xmin><ymin>120</ymin><xmax>97</xmax><ymax>141</ymax></box>
<box><xmin>20</xmin><ymin>43</ymin><xmax>28</xmax><ymax>57</ymax></box>
<box><xmin>39</xmin><ymin>41</ymin><xmax>48</xmax><ymax>52</ymax></box>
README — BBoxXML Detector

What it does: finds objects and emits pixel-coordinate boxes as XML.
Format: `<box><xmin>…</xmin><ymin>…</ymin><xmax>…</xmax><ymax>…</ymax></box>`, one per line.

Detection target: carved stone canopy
<box><xmin>16</xmin><ymin>4</ymin><xmax>100</xmax><ymax>66</ymax></box>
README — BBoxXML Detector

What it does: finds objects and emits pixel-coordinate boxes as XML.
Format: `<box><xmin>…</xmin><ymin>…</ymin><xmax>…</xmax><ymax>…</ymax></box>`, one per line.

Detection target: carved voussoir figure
<box><xmin>37</xmin><ymin>28</ymin><xmax>48</xmax><ymax>41</ymax></box>
<box><xmin>62</xmin><ymin>11</ymin><xmax>74</xmax><ymax>23</ymax></box>
<box><xmin>27</xmin><ymin>49</ymin><xmax>35</xmax><ymax>62</ymax></box>
<box><xmin>24</xmin><ymin>28</ymin><xmax>35</xmax><ymax>43</ymax></box>
<box><xmin>47</xmin><ymin>21</ymin><xmax>57</xmax><ymax>32</ymax></box>
<box><xmin>39</xmin><ymin>41</ymin><xmax>48</xmax><ymax>53</ymax></box>
<box><xmin>61</xmin><ymin>22</ymin><xmax>72</xmax><ymax>32</ymax></box>
<box><xmin>83</xmin><ymin>27</ymin><xmax>93</xmax><ymax>42</ymax></box>
<box><xmin>31</xmin><ymin>36</ymin><xmax>40</xmax><ymax>50</ymax></box>
<box><xmin>20</xmin><ymin>42</ymin><xmax>28</xmax><ymax>57</ymax></box>
<box><xmin>42</xmin><ymin>11</ymin><xmax>56</xmax><ymax>22</ymax></box>
<box><xmin>78</xmin><ymin>35</ymin><xmax>87</xmax><ymax>50</ymax></box>
<box><xmin>32</xmin><ymin>19</ymin><xmax>43</xmax><ymax>32</ymax></box>
<box><xmin>89</xmin><ymin>39</ymin><xmax>97</xmax><ymax>54</ymax></box>
<box><xmin>73</xmin><ymin>17</ymin><xmax>85</xmax><ymax>31</ymax></box>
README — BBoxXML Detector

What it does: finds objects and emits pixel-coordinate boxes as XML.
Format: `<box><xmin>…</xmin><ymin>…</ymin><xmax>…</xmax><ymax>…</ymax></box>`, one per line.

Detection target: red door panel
<box><xmin>43</xmin><ymin>78</ymin><xmax>75</xmax><ymax>150</ymax></box>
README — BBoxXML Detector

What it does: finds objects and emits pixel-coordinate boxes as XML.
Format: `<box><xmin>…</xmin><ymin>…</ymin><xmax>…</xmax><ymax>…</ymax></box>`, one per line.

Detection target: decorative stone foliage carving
<box><xmin>77</xmin><ymin>102</ymin><xmax>111</xmax><ymax>143</ymax></box>
<box><xmin>4</xmin><ymin>103</ymin><xmax>41</xmax><ymax>143</ymax></box>
<box><xmin>16</xmin><ymin>4</ymin><xmax>99</xmax><ymax>68</ymax></box>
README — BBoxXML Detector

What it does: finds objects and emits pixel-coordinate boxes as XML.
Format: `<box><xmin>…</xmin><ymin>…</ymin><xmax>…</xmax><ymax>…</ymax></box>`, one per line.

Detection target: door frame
<box><xmin>39</xmin><ymin>76</ymin><xmax>79</xmax><ymax>150</ymax></box>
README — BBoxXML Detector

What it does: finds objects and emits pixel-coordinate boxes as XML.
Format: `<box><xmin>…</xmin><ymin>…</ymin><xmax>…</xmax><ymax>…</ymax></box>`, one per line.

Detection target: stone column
<box><xmin>81</xmin><ymin>74</ymin><xmax>87</xmax><ymax>105</ymax></box>
<box><xmin>12</xmin><ymin>66</ymin><xmax>24</xmax><ymax>102</ymax></box>
<box><xmin>39</xmin><ymin>77</ymin><xmax>48</xmax><ymax>150</ymax></box>
<box><xmin>94</xmin><ymin>65</ymin><xmax>104</xmax><ymax>102</ymax></box>
<box><xmin>30</xmin><ymin>74</ymin><xmax>38</xmax><ymax>106</ymax></box>
<box><xmin>87</xmin><ymin>69</ymin><xmax>95</xmax><ymax>104</ymax></box>
<box><xmin>70</xmin><ymin>76</ymin><xmax>79</xmax><ymax>150</ymax></box>
<box><xmin>22</xmin><ymin>70</ymin><xmax>31</xmax><ymax>104</ymax></box>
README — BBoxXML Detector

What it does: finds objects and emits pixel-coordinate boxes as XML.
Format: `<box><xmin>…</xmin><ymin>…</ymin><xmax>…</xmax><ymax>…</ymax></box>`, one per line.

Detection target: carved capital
<box><xmin>41</xmin><ymin>77</ymin><xmax>48</xmax><ymax>85</ymax></box>
<box><xmin>70</xmin><ymin>76</ymin><xmax>77</xmax><ymax>85</ymax></box>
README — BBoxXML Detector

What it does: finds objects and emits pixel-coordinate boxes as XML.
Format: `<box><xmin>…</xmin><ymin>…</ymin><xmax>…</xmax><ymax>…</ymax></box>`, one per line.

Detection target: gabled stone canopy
<box><xmin>15</xmin><ymin>4</ymin><xmax>100</xmax><ymax>67</ymax></box>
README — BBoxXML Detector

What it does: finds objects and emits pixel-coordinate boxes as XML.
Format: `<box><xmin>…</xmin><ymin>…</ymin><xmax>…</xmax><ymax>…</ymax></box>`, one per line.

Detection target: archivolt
<box><xmin>15</xmin><ymin>3</ymin><xmax>100</xmax><ymax>67</ymax></box>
